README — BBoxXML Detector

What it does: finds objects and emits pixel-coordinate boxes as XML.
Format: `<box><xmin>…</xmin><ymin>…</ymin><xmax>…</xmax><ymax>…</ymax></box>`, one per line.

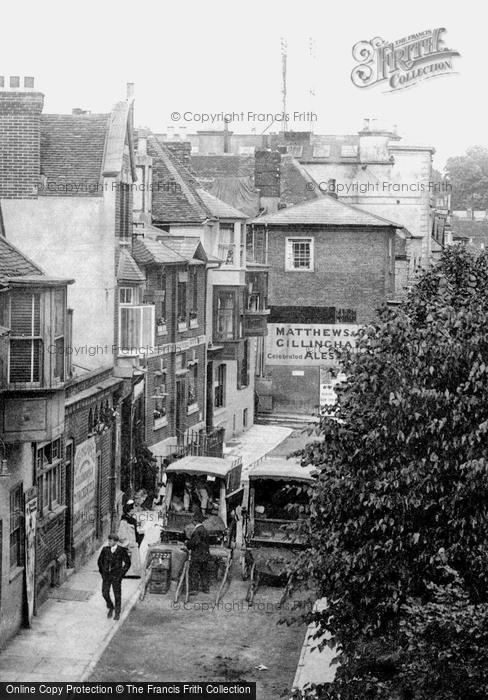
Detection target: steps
<box><xmin>256</xmin><ymin>412</ymin><xmax>319</xmax><ymax>429</ymax></box>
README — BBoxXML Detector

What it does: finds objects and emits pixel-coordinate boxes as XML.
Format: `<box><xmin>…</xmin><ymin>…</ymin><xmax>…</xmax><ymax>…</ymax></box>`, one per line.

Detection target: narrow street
<box><xmin>89</xmin><ymin>574</ymin><xmax>308</xmax><ymax>698</ymax></box>
<box><xmin>89</xmin><ymin>429</ymin><xmax>314</xmax><ymax>697</ymax></box>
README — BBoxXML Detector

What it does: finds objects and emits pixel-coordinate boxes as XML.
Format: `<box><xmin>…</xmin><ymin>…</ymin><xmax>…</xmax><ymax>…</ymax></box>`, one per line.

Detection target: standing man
<box><xmin>186</xmin><ymin>506</ymin><xmax>210</xmax><ymax>594</ymax></box>
<box><xmin>97</xmin><ymin>533</ymin><xmax>131</xmax><ymax>621</ymax></box>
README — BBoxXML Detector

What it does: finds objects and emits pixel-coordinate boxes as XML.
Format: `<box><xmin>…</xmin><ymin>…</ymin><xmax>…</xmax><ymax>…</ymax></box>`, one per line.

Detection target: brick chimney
<box><xmin>0</xmin><ymin>76</ymin><xmax>44</xmax><ymax>199</ymax></box>
<box><xmin>255</xmin><ymin>150</ymin><xmax>281</xmax><ymax>213</ymax></box>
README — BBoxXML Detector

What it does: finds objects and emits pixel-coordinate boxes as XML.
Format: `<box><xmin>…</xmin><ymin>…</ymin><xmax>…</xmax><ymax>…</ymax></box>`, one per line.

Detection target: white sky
<box><xmin>0</xmin><ymin>0</ymin><xmax>484</xmax><ymax>169</ymax></box>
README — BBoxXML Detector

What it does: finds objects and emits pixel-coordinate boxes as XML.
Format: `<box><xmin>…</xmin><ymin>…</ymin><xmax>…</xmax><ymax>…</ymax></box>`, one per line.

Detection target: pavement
<box><xmin>0</xmin><ymin>550</ymin><xmax>141</xmax><ymax>682</ymax></box>
<box><xmin>292</xmin><ymin>598</ymin><xmax>338</xmax><ymax>692</ymax></box>
<box><xmin>0</xmin><ymin>423</ymin><xmax>296</xmax><ymax>682</ymax></box>
<box><xmin>0</xmin><ymin>423</ymin><xmax>338</xmax><ymax>689</ymax></box>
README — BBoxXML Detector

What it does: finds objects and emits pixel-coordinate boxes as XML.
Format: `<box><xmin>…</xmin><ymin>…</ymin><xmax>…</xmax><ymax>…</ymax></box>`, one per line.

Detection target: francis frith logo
<box><xmin>351</xmin><ymin>28</ymin><xmax>460</xmax><ymax>91</ymax></box>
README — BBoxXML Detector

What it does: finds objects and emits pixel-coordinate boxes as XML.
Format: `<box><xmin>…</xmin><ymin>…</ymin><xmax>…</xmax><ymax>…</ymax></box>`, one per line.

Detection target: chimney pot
<box><xmin>127</xmin><ymin>82</ymin><xmax>135</xmax><ymax>100</ymax></box>
<box><xmin>0</xmin><ymin>76</ymin><xmax>4</xmax><ymax>88</ymax></box>
<box><xmin>24</xmin><ymin>76</ymin><xmax>34</xmax><ymax>89</ymax></box>
<box><xmin>10</xmin><ymin>76</ymin><xmax>20</xmax><ymax>88</ymax></box>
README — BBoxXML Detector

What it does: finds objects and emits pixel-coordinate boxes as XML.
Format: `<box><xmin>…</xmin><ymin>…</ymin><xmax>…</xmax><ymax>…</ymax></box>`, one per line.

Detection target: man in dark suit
<box><xmin>97</xmin><ymin>533</ymin><xmax>131</xmax><ymax>620</ymax></box>
<box><xmin>186</xmin><ymin>507</ymin><xmax>210</xmax><ymax>593</ymax></box>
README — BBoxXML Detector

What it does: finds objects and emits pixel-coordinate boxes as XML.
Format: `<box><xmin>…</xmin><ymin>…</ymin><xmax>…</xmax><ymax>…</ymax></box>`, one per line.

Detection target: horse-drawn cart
<box><xmin>242</xmin><ymin>458</ymin><xmax>316</xmax><ymax>604</ymax></box>
<box><xmin>141</xmin><ymin>454</ymin><xmax>243</xmax><ymax>604</ymax></box>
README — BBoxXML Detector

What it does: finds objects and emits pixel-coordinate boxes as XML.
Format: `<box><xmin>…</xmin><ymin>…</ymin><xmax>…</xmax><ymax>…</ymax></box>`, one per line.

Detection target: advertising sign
<box><xmin>73</xmin><ymin>437</ymin><xmax>97</xmax><ymax>547</ymax></box>
<box><xmin>24</xmin><ymin>487</ymin><xmax>37</xmax><ymax>625</ymax></box>
<box><xmin>266</xmin><ymin>323</ymin><xmax>358</xmax><ymax>367</ymax></box>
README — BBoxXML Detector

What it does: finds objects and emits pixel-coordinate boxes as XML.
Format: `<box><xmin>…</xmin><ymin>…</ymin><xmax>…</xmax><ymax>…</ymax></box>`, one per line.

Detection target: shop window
<box><xmin>215</xmin><ymin>363</ymin><xmax>226</xmax><ymax>408</ymax></box>
<box><xmin>10</xmin><ymin>483</ymin><xmax>24</xmax><ymax>569</ymax></box>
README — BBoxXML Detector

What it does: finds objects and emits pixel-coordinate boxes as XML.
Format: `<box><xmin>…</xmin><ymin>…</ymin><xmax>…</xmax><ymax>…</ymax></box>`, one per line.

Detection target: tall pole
<box><xmin>308</xmin><ymin>37</ymin><xmax>317</xmax><ymax>132</ymax></box>
<box><xmin>281</xmin><ymin>37</ymin><xmax>288</xmax><ymax>133</ymax></box>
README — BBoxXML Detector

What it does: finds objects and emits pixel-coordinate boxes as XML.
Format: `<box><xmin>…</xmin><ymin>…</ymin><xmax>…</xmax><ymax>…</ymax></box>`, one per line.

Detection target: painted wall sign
<box><xmin>73</xmin><ymin>437</ymin><xmax>97</xmax><ymax>546</ymax></box>
<box><xmin>266</xmin><ymin>323</ymin><xmax>358</xmax><ymax>366</ymax></box>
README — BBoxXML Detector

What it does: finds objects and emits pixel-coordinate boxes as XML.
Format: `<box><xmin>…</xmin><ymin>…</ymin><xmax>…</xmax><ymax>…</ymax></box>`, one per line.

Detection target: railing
<box><xmin>173</xmin><ymin>428</ymin><xmax>225</xmax><ymax>459</ymax></box>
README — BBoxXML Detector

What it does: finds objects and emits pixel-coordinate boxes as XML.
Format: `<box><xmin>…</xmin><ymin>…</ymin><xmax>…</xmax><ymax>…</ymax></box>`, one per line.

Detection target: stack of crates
<box><xmin>149</xmin><ymin>551</ymin><xmax>171</xmax><ymax>594</ymax></box>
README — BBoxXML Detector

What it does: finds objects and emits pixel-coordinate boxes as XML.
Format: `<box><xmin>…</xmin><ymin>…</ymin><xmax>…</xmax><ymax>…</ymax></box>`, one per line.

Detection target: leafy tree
<box><xmin>294</xmin><ymin>246</ymin><xmax>488</xmax><ymax>698</ymax></box>
<box><xmin>445</xmin><ymin>146</ymin><xmax>488</xmax><ymax>210</ymax></box>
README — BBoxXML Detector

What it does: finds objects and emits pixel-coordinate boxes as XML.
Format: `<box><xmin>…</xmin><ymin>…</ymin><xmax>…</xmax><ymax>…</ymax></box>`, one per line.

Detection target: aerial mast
<box><xmin>280</xmin><ymin>37</ymin><xmax>288</xmax><ymax>133</ymax></box>
<box><xmin>308</xmin><ymin>37</ymin><xmax>317</xmax><ymax>132</ymax></box>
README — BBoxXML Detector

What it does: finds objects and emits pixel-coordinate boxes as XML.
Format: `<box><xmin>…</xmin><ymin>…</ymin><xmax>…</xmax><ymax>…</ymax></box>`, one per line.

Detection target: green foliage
<box><xmin>296</xmin><ymin>246</ymin><xmax>488</xmax><ymax>698</ymax></box>
<box><xmin>445</xmin><ymin>146</ymin><xmax>488</xmax><ymax>210</ymax></box>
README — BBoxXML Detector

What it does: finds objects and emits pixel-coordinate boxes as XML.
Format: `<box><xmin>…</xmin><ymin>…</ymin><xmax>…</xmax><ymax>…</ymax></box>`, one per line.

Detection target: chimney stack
<box><xmin>0</xmin><ymin>76</ymin><xmax>44</xmax><ymax>199</ymax></box>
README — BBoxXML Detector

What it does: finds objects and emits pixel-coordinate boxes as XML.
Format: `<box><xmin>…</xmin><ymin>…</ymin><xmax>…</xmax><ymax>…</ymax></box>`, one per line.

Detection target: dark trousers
<box><xmin>101</xmin><ymin>575</ymin><xmax>122</xmax><ymax>613</ymax></box>
<box><xmin>190</xmin><ymin>558</ymin><xmax>209</xmax><ymax>592</ymax></box>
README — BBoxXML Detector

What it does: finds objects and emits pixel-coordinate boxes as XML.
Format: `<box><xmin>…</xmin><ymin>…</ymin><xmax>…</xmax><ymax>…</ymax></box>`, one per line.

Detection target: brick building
<box><xmin>248</xmin><ymin>194</ymin><xmax>400</xmax><ymax>414</ymax></box>
<box><xmin>173</xmin><ymin>121</ymin><xmax>435</xmax><ymax>284</ymax></box>
<box><xmin>0</xmin><ymin>76</ymin><xmax>139</xmax><ymax>632</ymax></box>
<box><xmin>132</xmin><ymin>232</ymin><xmax>210</xmax><ymax>464</ymax></box>
<box><xmin>133</xmin><ymin>133</ymin><xmax>267</xmax><ymax>450</ymax></box>
<box><xmin>0</xmin><ymin>234</ymin><xmax>72</xmax><ymax>645</ymax></box>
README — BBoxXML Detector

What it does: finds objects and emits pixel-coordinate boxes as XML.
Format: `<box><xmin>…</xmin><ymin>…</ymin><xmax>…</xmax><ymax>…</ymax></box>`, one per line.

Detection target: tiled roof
<box><xmin>250</xmin><ymin>194</ymin><xmax>402</xmax><ymax>227</ymax></box>
<box><xmin>117</xmin><ymin>249</ymin><xmax>145</xmax><ymax>283</ymax></box>
<box><xmin>148</xmin><ymin>136</ymin><xmax>208</xmax><ymax>223</ymax></box>
<box><xmin>133</xmin><ymin>236</ymin><xmax>189</xmax><ymax>265</ymax></box>
<box><xmin>148</xmin><ymin>136</ymin><xmax>246</xmax><ymax>224</ymax></box>
<box><xmin>133</xmin><ymin>234</ymin><xmax>207</xmax><ymax>266</ymax></box>
<box><xmin>0</xmin><ymin>235</ymin><xmax>44</xmax><ymax>285</ymax></box>
<box><xmin>40</xmin><ymin>113</ymin><xmax>109</xmax><ymax>196</ymax></box>
<box><xmin>196</xmin><ymin>188</ymin><xmax>246</xmax><ymax>219</ymax></box>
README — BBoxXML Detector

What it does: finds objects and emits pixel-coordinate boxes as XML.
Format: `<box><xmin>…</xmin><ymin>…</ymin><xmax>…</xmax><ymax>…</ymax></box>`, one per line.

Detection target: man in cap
<box><xmin>186</xmin><ymin>506</ymin><xmax>210</xmax><ymax>593</ymax></box>
<box><xmin>97</xmin><ymin>533</ymin><xmax>131</xmax><ymax>620</ymax></box>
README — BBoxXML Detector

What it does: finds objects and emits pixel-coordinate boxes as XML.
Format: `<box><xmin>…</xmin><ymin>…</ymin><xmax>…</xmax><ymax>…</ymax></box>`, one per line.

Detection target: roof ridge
<box><xmin>149</xmin><ymin>135</ymin><xmax>210</xmax><ymax>221</ymax></box>
<box><xmin>252</xmin><ymin>192</ymin><xmax>402</xmax><ymax>227</ymax></box>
